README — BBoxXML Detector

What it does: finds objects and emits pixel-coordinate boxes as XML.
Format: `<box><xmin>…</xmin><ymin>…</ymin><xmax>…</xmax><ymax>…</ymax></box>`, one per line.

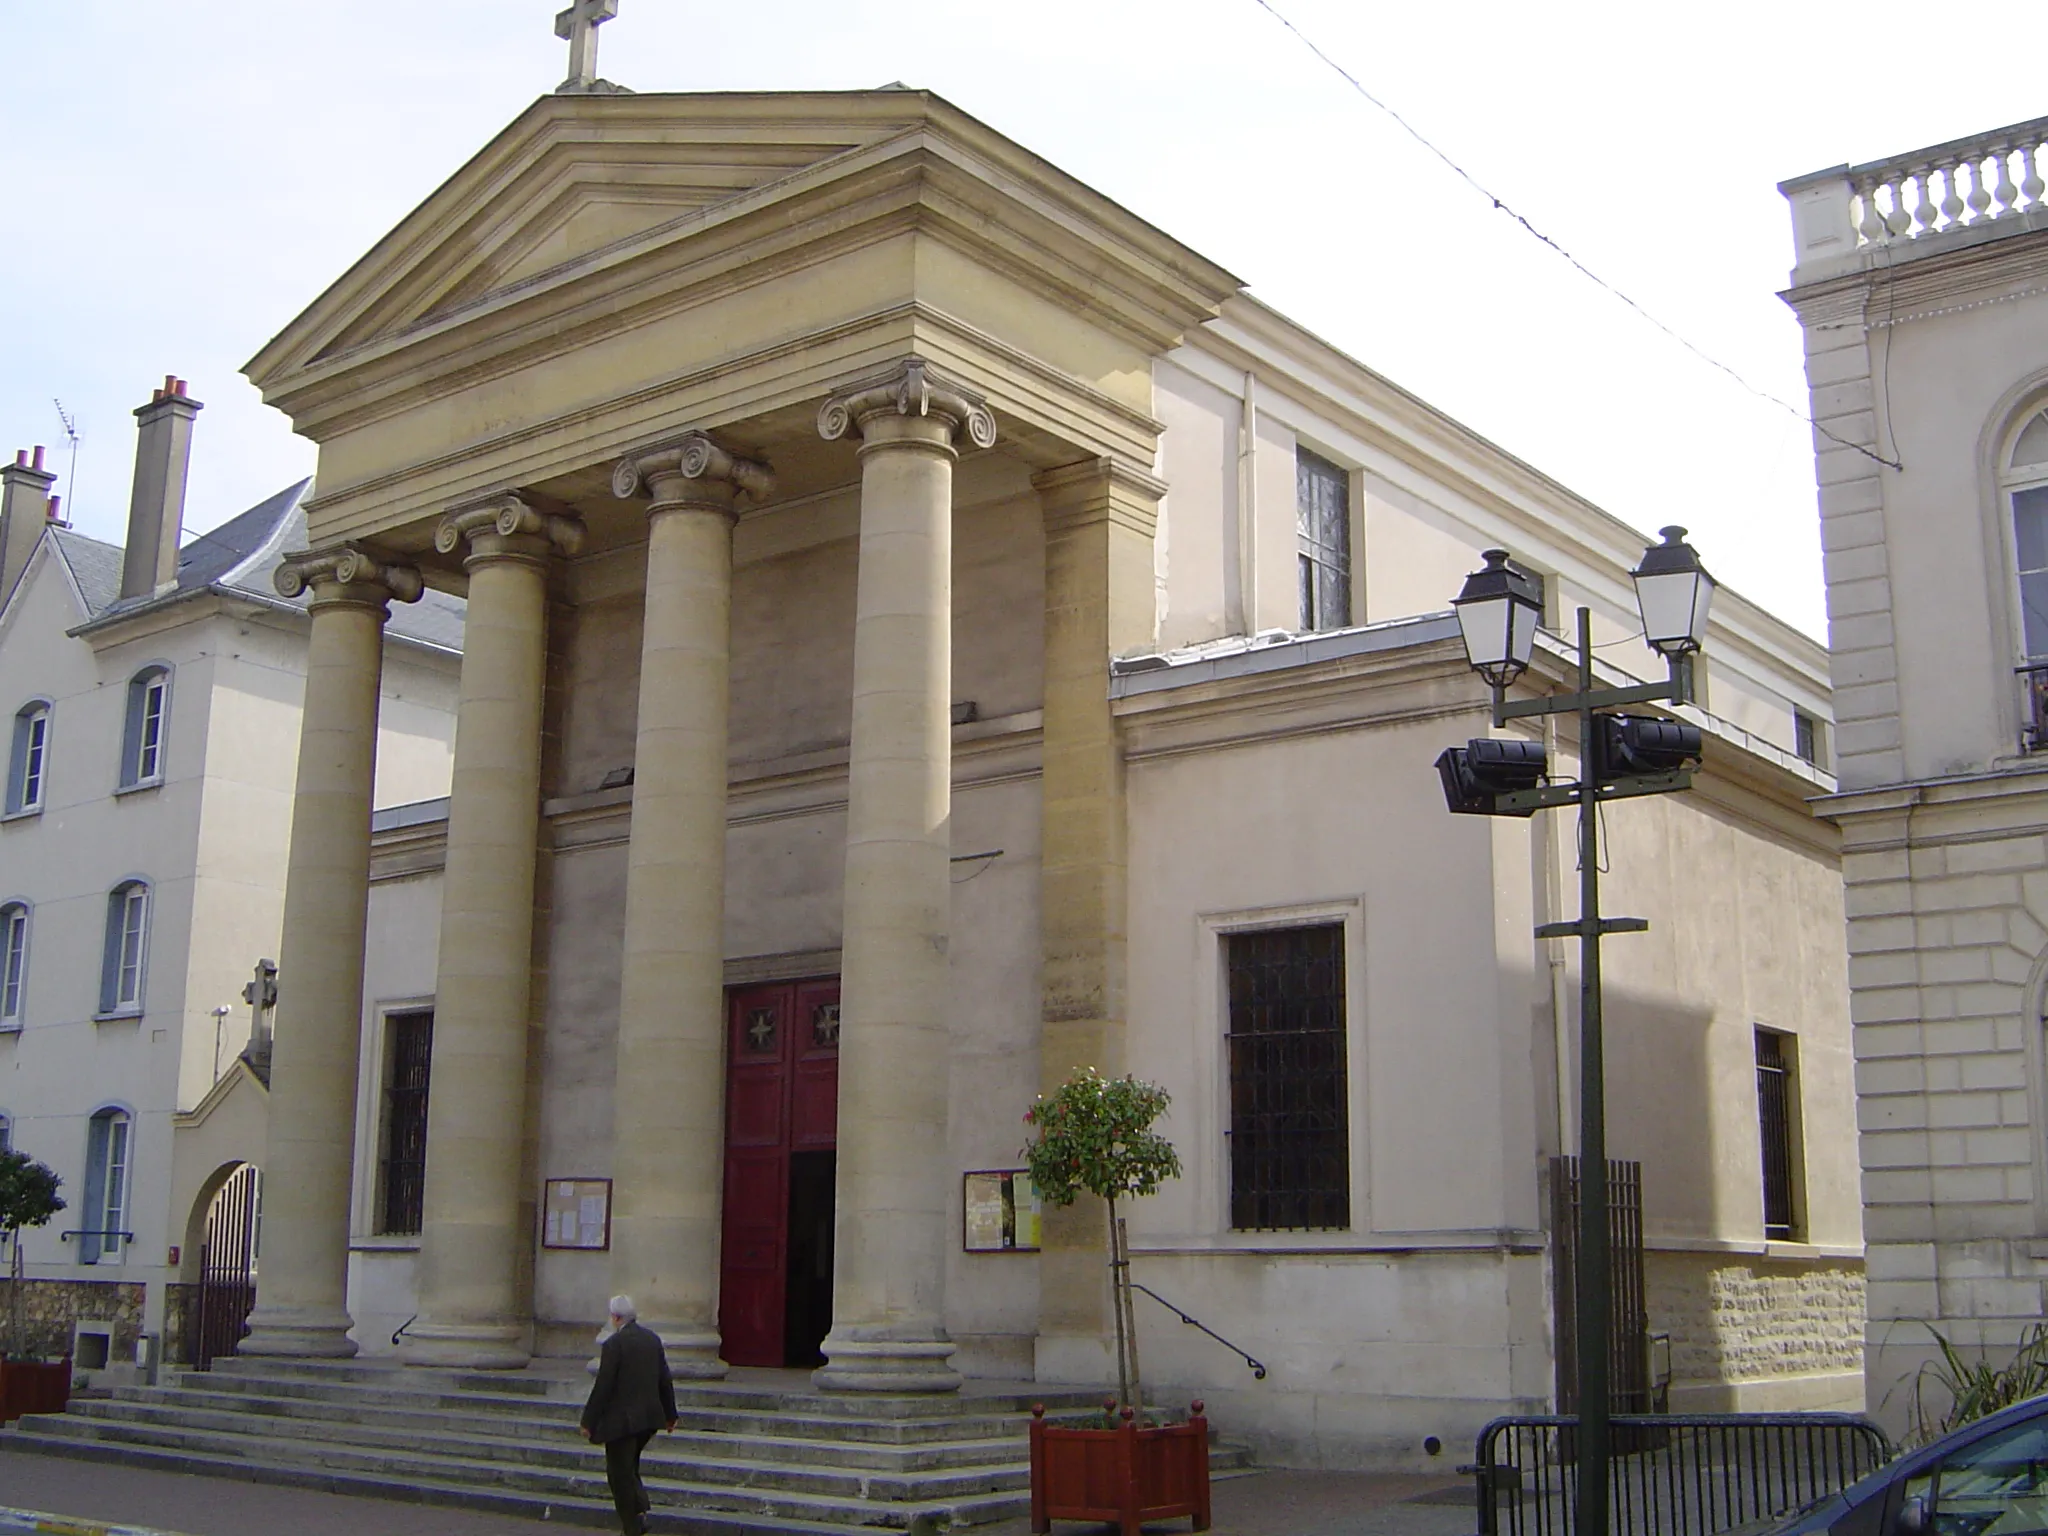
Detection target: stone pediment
<box><xmin>245</xmin><ymin>90</ymin><xmax>1242</xmax><ymax>433</ymax></box>
<box><xmin>302</xmin><ymin>104</ymin><xmax>895</xmax><ymax>362</ymax></box>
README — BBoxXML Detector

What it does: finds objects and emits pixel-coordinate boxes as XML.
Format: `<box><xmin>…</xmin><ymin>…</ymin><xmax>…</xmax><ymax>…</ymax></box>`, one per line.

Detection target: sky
<box><xmin>2</xmin><ymin>2</ymin><xmax>2043</xmax><ymax>642</ymax></box>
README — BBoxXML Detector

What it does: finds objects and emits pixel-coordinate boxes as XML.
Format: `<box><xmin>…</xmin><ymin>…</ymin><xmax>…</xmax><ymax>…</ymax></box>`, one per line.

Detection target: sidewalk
<box><xmin>0</xmin><ymin>1444</ymin><xmax>1478</xmax><ymax>1536</ymax></box>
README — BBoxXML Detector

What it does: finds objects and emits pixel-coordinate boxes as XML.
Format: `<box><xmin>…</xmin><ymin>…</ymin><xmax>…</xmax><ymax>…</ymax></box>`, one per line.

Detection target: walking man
<box><xmin>581</xmin><ymin>1294</ymin><xmax>678</xmax><ymax>1536</ymax></box>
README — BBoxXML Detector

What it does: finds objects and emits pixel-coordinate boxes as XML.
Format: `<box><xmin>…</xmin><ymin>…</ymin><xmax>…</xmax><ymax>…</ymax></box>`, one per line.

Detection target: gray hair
<box><xmin>608</xmin><ymin>1294</ymin><xmax>636</xmax><ymax>1322</ymax></box>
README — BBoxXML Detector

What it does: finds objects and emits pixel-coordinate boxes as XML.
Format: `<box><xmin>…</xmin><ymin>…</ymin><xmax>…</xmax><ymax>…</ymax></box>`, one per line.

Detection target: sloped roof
<box><xmin>63</xmin><ymin>480</ymin><xmax>465</xmax><ymax>651</ymax></box>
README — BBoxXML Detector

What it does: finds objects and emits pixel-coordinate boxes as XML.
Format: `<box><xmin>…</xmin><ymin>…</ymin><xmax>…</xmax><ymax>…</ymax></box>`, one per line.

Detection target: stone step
<box><xmin>169</xmin><ymin>1367</ymin><xmax>1098</xmax><ymax>1443</ymax></box>
<box><xmin>205</xmin><ymin>1356</ymin><xmax>1107</xmax><ymax>1418</ymax></box>
<box><xmin>0</xmin><ymin>1428</ymin><xmax>867</xmax><ymax>1536</ymax></box>
<box><xmin>102</xmin><ymin>1386</ymin><xmax>1026</xmax><ymax>1471</ymax></box>
<box><xmin>11</xmin><ymin>1412</ymin><xmax>1027</xmax><ymax>1528</ymax></box>
<box><xmin>64</xmin><ymin>1398</ymin><xmax>1032</xmax><ymax>1499</ymax></box>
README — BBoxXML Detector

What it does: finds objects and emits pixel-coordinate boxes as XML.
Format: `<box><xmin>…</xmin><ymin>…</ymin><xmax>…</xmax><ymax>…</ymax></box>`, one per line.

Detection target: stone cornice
<box><xmin>244</xmin><ymin>93</ymin><xmax>1241</xmax><ymax>435</ymax></box>
<box><xmin>1185</xmin><ymin>298</ymin><xmax>1832</xmax><ymax>696</ymax></box>
<box><xmin>294</xmin><ymin>301</ymin><xmax>1164</xmax><ymax>545</ymax></box>
<box><xmin>612</xmin><ymin>432</ymin><xmax>774</xmax><ymax>508</ymax></box>
<box><xmin>817</xmin><ymin>357</ymin><xmax>997</xmax><ymax>449</ymax></box>
<box><xmin>274</xmin><ymin>543</ymin><xmax>425</xmax><ymax>606</ymax></box>
<box><xmin>435</xmin><ymin>491</ymin><xmax>585</xmax><ymax>562</ymax></box>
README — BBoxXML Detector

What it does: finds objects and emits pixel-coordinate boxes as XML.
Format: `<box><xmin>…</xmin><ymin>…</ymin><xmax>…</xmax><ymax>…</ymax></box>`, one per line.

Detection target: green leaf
<box><xmin>1021</xmin><ymin>1069</ymin><xmax>1183</xmax><ymax>1208</ymax></box>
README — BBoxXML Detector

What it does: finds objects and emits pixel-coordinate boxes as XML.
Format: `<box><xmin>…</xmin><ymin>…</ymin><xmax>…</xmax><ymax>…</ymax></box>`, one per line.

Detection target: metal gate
<box><xmin>1551</xmin><ymin>1156</ymin><xmax>1650</xmax><ymax>1415</ymax></box>
<box><xmin>193</xmin><ymin>1162</ymin><xmax>258</xmax><ymax>1369</ymax></box>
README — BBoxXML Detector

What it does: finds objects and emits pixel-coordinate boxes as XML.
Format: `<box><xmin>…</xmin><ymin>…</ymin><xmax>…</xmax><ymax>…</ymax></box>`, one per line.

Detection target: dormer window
<box><xmin>120</xmin><ymin>667</ymin><xmax>170</xmax><ymax>789</ymax></box>
<box><xmin>6</xmin><ymin>702</ymin><xmax>50</xmax><ymax>815</ymax></box>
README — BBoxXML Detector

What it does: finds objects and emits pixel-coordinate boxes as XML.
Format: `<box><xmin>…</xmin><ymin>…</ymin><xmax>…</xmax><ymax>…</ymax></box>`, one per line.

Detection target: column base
<box><xmin>239</xmin><ymin>1305</ymin><xmax>360</xmax><ymax>1360</ymax></box>
<box><xmin>812</xmin><ymin>1330</ymin><xmax>961</xmax><ymax>1394</ymax></box>
<box><xmin>648</xmin><ymin>1322</ymin><xmax>728</xmax><ymax>1380</ymax></box>
<box><xmin>397</xmin><ymin>1321</ymin><xmax>530</xmax><ymax>1370</ymax></box>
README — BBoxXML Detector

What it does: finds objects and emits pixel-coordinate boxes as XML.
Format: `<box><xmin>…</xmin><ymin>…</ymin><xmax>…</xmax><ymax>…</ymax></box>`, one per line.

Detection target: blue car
<box><xmin>1761</xmin><ymin>1396</ymin><xmax>2048</xmax><ymax>1536</ymax></box>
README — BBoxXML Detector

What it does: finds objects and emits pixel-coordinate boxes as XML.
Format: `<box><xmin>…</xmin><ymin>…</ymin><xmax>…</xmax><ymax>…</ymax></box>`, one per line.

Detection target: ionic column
<box><xmin>608</xmin><ymin>434</ymin><xmax>773</xmax><ymax>1378</ymax></box>
<box><xmin>402</xmin><ymin>493</ymin><xmax>582</xmax><ymax>1369</ymax></box>
<box><xmin>242</xmin><ymin>545</ymin><xmax>424</xmax><ymax>1359</ymax></box>
<box><xmin>812</xmin><ymin>359</ymin><xmax>995</xmax><ymax>1393</ymax></box>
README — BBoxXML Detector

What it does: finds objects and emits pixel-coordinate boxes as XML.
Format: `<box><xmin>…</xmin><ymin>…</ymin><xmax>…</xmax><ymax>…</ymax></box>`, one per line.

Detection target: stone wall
<box><xmin>162</xmin><ymin>1283</ymin><xmax>194</xmax><ymax>1366</ymax></box>
<box><xmin>1649</xmin><ymin>1251</ymin><xmax>1864</xmax><ymax>1401</ymax></box>
<box><xmin>0</xmin><ymin>1279</ymin><xmax>145</xmax><ymax>1362</ymax></box>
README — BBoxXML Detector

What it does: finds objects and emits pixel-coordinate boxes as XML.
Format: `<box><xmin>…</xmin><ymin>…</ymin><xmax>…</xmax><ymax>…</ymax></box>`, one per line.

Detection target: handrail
<box><xmin>1127</xmin><ymin>1281</ymin><xmax>1267</xmax><ymax>1380</ymax></box>
<box><xmin>59</xmin><ymin>1228</ymin><xmax>137</xmax><ymax>1242</ymax></box>
<box><xmin>391</xmin><ymin>1314</ymin><xmax>418</xmax><ymax>1348</ymax></box>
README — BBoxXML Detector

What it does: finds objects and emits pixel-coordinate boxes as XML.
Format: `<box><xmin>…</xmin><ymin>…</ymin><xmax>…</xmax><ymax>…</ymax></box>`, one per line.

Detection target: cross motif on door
<box><xmin>746</xmin><ymin>1008</ymin><xmax>777</xmax><ymax>1054</ymax></box>
<box><xmin>811</xmin><ymin>1004</ymin><xmax>840</xmax><ymax>1049</ymax></box>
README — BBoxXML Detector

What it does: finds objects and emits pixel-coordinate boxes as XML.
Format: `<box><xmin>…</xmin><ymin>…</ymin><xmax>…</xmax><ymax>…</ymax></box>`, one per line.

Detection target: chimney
<box><xmin>0</xmin><ymin>445</ymin><xmax>57</xmax><ymax>609</ymax></box>
<box><xmin>119</xmin><ymin>375</ymin><xmax>203</xmax><ymax>600</ymax></box>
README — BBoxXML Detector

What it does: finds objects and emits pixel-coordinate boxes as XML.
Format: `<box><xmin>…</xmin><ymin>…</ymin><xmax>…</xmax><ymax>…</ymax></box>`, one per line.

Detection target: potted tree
<box><xmin>1022</xmin><ymin>1070</ymin><xmax>1210</xmax><ymax>1536</ymax></box>
<box><xmin>0</xmin><ymin>1148</ymin><xmax>69</xmax><ymax>1423</ymax></box>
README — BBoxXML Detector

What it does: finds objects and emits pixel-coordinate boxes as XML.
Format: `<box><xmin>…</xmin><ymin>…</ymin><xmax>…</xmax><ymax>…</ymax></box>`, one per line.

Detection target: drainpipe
<box><xmin>1237</xmin><ymin>370</ymin><xmax>1258</xmax><ymax>634</ymax></box>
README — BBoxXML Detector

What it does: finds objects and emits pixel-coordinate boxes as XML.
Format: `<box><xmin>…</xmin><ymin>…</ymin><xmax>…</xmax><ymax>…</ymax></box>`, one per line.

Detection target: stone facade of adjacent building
<box><xmin>1781</xmin><ymin>115</ymin><xmax>2048</xmax><ymax>1431</ymax></box>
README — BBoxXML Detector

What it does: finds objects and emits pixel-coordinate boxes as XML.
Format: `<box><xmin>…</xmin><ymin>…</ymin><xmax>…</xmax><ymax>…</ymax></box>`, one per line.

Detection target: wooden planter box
<box><xmin>0</xmin><ymin>1357</ymin><xmax>72</xmax><ymax>1424</ymax></box>
<box><xmin>1030</xmin><ymin>1402</ymin><xmax>1212</xmax><ymax>1536</ymax></box>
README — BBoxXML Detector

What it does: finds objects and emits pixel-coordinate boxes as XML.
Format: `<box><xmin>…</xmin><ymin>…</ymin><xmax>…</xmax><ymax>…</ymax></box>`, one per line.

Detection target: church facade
<box><xmin>239</xmin><ymin>87</ymin><xmax>1860</xmax><ymax>1466</ymax></box>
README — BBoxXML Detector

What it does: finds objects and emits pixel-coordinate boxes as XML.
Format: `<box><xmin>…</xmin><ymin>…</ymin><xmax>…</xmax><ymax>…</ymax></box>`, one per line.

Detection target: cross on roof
<box><xmin>555</xmin><ymin>0</ymin><xmax>617</xmax><ymax>92</ymax></box>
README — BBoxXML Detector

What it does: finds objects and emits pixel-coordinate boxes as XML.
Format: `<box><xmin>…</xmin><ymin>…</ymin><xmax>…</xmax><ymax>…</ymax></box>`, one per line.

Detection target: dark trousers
<box><xmin>604</xmin><ymin>1429</ymin><xmax>657</xmax><ymax>1534</ymax></box>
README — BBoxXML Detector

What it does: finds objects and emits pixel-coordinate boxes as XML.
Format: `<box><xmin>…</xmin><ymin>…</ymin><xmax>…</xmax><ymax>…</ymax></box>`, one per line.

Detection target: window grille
<box><xmin>379</xmin><ymin>1011</ymin><xmax>434</xmax><ymax>1236</ymax></box>
<box><xmin>1227</xmin><ymin>924</ymin><xmax>1350</xmax><ymax>1230</ymax></box>
<box><xmin>1755</xmin><ymin>1028</ymin><xmax>1800</xmax><ymax>1241</ymax></box>
<box><xmin>0</xmin><ymin>903</ymin><xmax>26</xmax><ymax>1025</ymax></box>
<box><xmin>7</xmin><ymin>705</ymin><xmax>49</xmax><ymax>814</ymax></box>
<box><xmin>1296</xmin><ymin>450</ymin><xmax>1352</xmax><ymax>632</ymax></box>
<box><xmin>1794</xmin><ymin>711</ymin><xmax>1820</xmax><ymax>766</ymax></box>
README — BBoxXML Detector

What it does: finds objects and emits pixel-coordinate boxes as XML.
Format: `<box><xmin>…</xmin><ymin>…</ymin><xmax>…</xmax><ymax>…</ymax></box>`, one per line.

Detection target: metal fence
<box><xmin>1474</xmin><ymin>1414</ymin><xmax>1896</xmax><ymax>1536</ymax></box>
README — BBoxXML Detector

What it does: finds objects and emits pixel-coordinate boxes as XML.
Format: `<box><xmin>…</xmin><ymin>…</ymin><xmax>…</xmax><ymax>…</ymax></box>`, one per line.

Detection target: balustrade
<box><xmin>1848</xmin><ymin>117</ymin><xmax>2048</xmax><ymax>248</ymax></box>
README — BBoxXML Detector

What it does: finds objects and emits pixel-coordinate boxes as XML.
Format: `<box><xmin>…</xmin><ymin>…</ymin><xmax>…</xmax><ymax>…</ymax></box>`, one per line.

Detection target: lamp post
<box><xmin>1438</xmin><ymin>527</ymin><xmax>1715</xmax><ymax>1536</ymax></box>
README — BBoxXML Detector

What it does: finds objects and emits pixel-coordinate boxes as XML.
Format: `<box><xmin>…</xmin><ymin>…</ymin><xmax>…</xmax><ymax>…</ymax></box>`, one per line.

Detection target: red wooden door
<box><xmin>719</xmin><ymin>979</ymin><xmax>839</xmax><ymax>1367</ymax></box>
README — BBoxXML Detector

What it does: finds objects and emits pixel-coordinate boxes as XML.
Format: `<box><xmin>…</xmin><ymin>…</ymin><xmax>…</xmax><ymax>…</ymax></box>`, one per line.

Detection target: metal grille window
<box><xmin>1794</xmin><ymin>710</ymin><xmax>1821</xmax><ymax>766</ymax></box>
<box><xmin>1227</xmin><ymin>924</ymin><xmax>1350</xmax><ymax>1230</ymax></box>
<box><xmin>1755</xmin><ymin>1028</ymin><xmax>1801</xmax><ymax>1241</ymax></box>
<box><xmin>379</xmin><ymin>1011</ymin><xmax>434</xmax><ymax>1236</ymax></box>
<box><xmin>1296</xmin><ymin>450</ymin><xmax>1352</xmax><ymax>632</ymax></box>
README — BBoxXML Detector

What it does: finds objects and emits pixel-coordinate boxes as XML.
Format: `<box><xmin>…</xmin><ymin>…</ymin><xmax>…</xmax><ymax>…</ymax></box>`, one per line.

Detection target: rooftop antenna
<box><xmin>51</xmin><ymin>399</ymin><xmax>80</xmax><ymax>516</ymax></box>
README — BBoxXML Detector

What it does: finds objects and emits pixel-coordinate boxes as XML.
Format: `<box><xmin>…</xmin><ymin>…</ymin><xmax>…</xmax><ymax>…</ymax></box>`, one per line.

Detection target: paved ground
<box><xmin>0</xmin><ymin>1448</ymin><xmax>1478</xmax><ymax>1536</ymax></box>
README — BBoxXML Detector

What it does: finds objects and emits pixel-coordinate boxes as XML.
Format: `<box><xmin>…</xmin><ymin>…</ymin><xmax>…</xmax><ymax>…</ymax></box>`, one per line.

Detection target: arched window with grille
<box><xmin>0</xmin><ymin>900</ymin><xmax>27</xmax><ymax>1029</ymax></box>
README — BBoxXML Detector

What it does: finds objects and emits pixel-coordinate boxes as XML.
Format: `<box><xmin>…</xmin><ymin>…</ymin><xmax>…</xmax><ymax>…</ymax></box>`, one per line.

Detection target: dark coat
<box><xmin>581</xmin><ymin>1320</ymin><xmax>678</xmax><ymax>1444</ymax></box>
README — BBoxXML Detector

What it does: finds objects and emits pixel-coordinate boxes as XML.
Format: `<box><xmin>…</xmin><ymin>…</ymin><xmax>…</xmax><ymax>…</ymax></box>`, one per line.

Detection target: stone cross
<box><xmin>555</xmin><ymin>0</ymin><xmax>617</xmax><ymax>91</ymax></box>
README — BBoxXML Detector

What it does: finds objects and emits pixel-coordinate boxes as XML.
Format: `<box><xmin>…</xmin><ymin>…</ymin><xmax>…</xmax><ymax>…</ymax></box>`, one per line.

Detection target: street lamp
<box><xmin>1451</xmin><ymin>549</ymin><xmax>1546</xmax><ymax>689</ymax></box>
<box><xmin>1437</xmin><ymin>532</ymin><xmax>1713</xmax><ymax>1536</ymax></box>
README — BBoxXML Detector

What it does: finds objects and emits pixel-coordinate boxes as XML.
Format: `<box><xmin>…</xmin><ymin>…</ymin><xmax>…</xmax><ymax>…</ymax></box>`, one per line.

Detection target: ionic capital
<box><xmin>612</xmin><ymin>432</ymin><xmax>774</xmax><ymax>513</ymax></box>
<box><xmin>434</xmin><ymin>491</ymin><xmax>585</xmax><ymax>565</ymax></box>
<box><xmin>275</xmin><ymin>543</ymin><xmax>425</xmax><ymax>609</ymax></box>
<box><xmin>817</xmin><ymin>357</ymin><xmax>997</xmax><ymax>451</ymax></box>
